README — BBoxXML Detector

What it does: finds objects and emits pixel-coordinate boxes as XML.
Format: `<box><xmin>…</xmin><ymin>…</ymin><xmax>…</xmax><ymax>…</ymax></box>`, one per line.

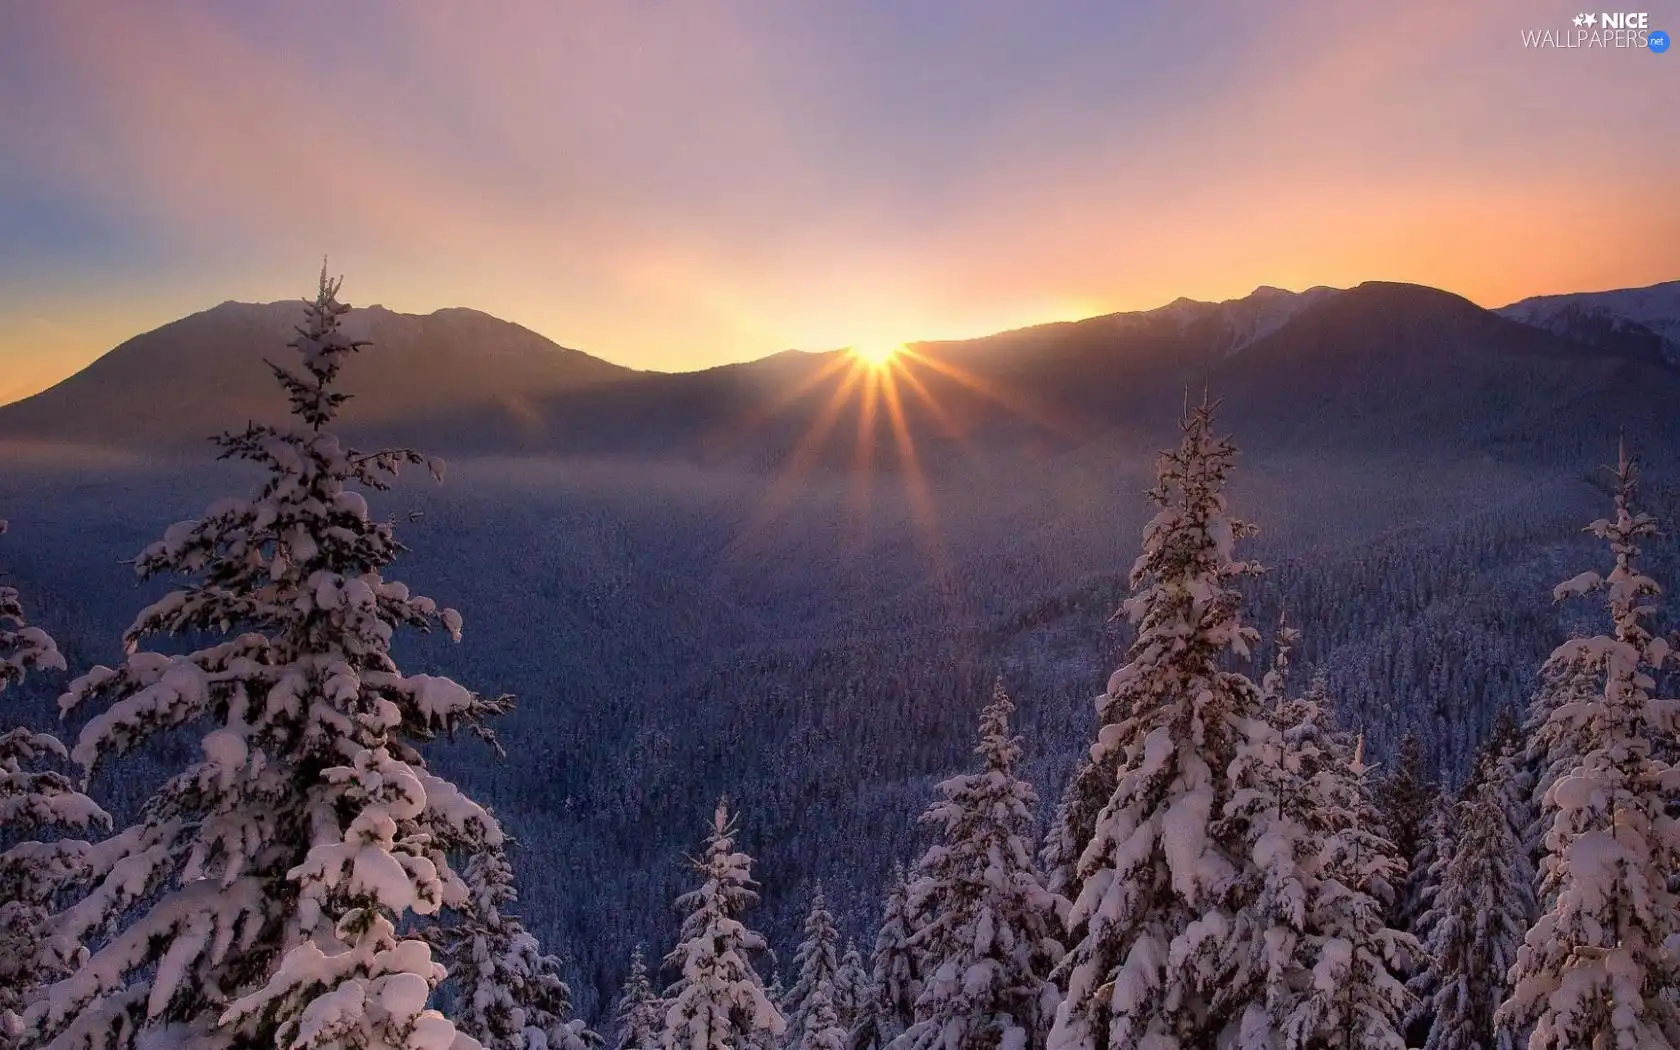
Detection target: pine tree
<box><xmin>1410</xmin><ymin>756</ymin><xmax>1529</xmax><ymax>1050</ymax></box>
<box><xmin>1498</xmin><ymin>444</ymin><xmax>1680</xmax><ymax>1049</ymax></box>
<box><xmin>430</xmin><ymin>845</ymin><xmax>597</xmax><ymax>1050</ymax></box>
<box><xmin>1039</xmin><ymin>757</ymin><xmax>1112</xmax><ymax>943</ymax></box>
<box><xmin>850</xmin><ymin>864</ymin><xmax>918</xmax><ymax>1050</ymax></box>
<box><xmin>660</xmin><ymin>801</ymin><xmax>784</xmax><ymax>1050</ymax></box>
<box><xmin>1462</xmin><ymin>707</ymin><xmax>1522</xmax><ymax>803</ymax></box>
<box><xmin>613</xmin><ymin>947</ymin><xmax>661</xmax><ymax>1050</ymax></box>
<box><xmin>783</xmin><ymin>889</ymin><xmax>842</xmax><ymax>1048</ymax></box>
<box><xmin>32</xmin><ymin>268</ymin><xmax>511</xmax><ymax>1050</ymax></box>
<box><xmin>1517</xmin><ymin>639</ymin><xmax>1599</xmax><ymax>904</ymax></box>
<box><xmin>1378</xmin><ymin>731</ymin><xmax>1442</xmax><ymax>936</ymax></box>
<box><xmin>1271</xmin><ymin>674</ymin><xmax>1416</xmax><ymax>1049</ymax></box>
<box><xmin>890</xmin><ymin>680</ymin><xmax>1060</xmax><ymax>1050</ymax></box>
<box><xmin>796</xmin><ymin>992</ymin><xmax>847</xmax><ymax>1050</ymax></box>
<box><xmin>832</xmin><ymin>942</ymin><xmax>866</xmax><ymax>1034</ymax></box>
<box><xmin>1</xmin><ymin>523</ymin><xmax>110</xmax><ymax>1049</ymax></box>
<box><xmin>1413</xmin><ymin>705</ymin><xmax>1534</xmax><ymax>1050</ymax></box>
<box><xmin>1049</xmin><ymin>401</ymin><xmax>1312</xmax><ymax>1049</ymax></box>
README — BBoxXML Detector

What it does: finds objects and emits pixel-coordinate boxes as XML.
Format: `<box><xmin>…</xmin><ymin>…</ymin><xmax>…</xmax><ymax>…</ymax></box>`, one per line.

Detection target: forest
<box><xmin>3</xmin><ymin>271</ymin><xmax>1679</xmax><ymax>1050</ymax></box>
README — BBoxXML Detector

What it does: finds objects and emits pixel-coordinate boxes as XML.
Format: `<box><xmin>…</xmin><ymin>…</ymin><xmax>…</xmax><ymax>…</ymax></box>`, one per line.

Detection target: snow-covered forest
<box><xmin>4</xmin><ymin>271</ymin><xmax>1680</xmax><ymax>1050</ymax></box>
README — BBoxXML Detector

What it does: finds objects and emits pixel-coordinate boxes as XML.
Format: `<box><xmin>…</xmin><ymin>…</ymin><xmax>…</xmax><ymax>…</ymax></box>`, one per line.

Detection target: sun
<box><xmin>848</xmin><ymin>341</ymin><xmax>903</xmax><ymax>368</ymax></box>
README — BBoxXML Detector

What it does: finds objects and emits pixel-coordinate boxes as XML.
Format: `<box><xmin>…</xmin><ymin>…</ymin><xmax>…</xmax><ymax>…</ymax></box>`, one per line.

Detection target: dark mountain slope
<box><xmin>0</xmin><ymin>300</ymin><xmax>635</xmax><ymax>448</ymax></box>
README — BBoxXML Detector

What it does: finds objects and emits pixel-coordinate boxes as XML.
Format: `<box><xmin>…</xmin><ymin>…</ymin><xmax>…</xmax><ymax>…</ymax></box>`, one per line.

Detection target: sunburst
<box><xmin>718</xmin><ymin>337</ymin><xmax>1072</xmax><ymax>621</ymax></box>
<box><xmin>848</xmin><ymin>341</ymin><xmax>903</xmax><ymax>368</ymax></box>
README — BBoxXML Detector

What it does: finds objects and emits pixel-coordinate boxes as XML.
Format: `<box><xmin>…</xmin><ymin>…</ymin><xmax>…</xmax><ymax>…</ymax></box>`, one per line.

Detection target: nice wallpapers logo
<box><xmin>1520</xmin><ymin>10</ymin><xmax>1671</xmax><ymax>50</ymax></box>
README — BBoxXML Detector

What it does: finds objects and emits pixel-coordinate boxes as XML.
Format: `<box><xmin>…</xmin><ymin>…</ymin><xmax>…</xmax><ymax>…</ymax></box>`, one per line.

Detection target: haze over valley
<box><xmin>4</xmin><ymin>275</ymin><xmax>1678</xmax><ymax>1017</ymax></box>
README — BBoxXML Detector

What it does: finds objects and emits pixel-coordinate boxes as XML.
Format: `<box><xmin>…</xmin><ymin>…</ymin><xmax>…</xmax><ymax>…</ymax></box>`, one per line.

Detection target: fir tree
<box><xmin>890</xmin><ymin>680</ymin><xmax>1060</xmax><ymax>1050</ymax></box>
<box><xmin>1498</xmin><ymin>444</ymin><xmax>1680</xmax><ymax>1049</ymax></box>
<box><xmin>1049</xmin><ymin>402</ymin><xmax>1312</xmax><ymax>1049</ymax></box>
<box><xmin>832</xmin><ymin>942</ymin><xmax>866</xmax><ymax>1034</ymax></box>
<box><xmin>430</xmin><ymin>845</ymin><xmax>597</xmax><ymax>1050</ymax></box>
<box><xmin>1410</xmin><ymin>757</ymin><xmax>1529</xmax><ymax>1050</ymax></box>
<box><xmin>1271</xmin><ymin>674</ymin><xmax>1416</xmax><ymax>1049</ymax></box>
<box><xmin>660</xmin><ymin>802</ymin><xmax>784</xmax><ymax>1050</ymax></box>
<box><xmin>1378</xmin><ymin>730</ymin><xmax>1442</xmax><ymax>936</ymax></box>
<box><xmin>1</xmin><ymin>523</ymin><xmax>110</xmax><ymax>1050</ymax></box>
<box><xmin>850</xmin><ymin>864</ymin><xmax>918</xmax><ymax>1050</ymax></box>
<box><xmin>1462</xmin><ymin>707</ymin><xmax>1522</xmax><ymax>803</ymax></box>
<box><xmin>613</xmin><ymin>946</ymin><xmax>661</xmax><ymax>1050</ymax></box>
<box><xmin>1039</xmin><ymin>758</ymin><xmax>1112</xmax><ymax>945</ymax></box>
<box><xmin>1517</xmin><ymin>639</ymin><xmax>1599</xmax><ymax>905</ymax></box>
<box><xmin>32</xmin><ymin>268</ymin><xmax>511</xmax><ymax>1050</ymax></box>
<box><xmin>783</xmin><ymin>889</ymin><xmax>842</xmax><ymax>1048</ymax></box>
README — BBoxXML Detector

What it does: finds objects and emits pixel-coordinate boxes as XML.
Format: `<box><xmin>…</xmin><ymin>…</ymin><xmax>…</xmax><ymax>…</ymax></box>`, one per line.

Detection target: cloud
<box><xmin>0</xmin><ymin>0</ymin><xmax>1674</xmax><ymax>396</ymax></box>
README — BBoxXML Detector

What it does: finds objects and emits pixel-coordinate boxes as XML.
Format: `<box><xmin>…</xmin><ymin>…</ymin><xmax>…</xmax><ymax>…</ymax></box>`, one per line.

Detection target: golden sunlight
<box><xmin>848</xmin><ymin>341</ymin><xmax>903</xmax><ymax>368</ymax></box>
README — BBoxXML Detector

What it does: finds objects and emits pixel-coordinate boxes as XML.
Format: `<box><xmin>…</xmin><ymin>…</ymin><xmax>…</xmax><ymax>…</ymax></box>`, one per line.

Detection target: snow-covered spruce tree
<box><xmin>1378</xmin><ymin>730</ymin><xmax>1442</xmax><ymax>937</ymax></box>
<box><xmin>1498</xmin><ymin>444</ymin><xmax>1680</xmax><ymax>1050</ymax></box>
<box><xmin>1040</xmin><ymin>758</ymin><xmax>1112</xmax><ymax>942</ymax></box>
<box><xmin>1049</xmin><ymin>401</ymin><xmax>1315</xmax><ymax>1050</ymax></box>
<box><xmin>613</xmin><ymin>946</ymin><xmax>662</xmax><ymax>1050</ymax></box>
<box><xmin>1517</xmin><ymin>639</ymin><xmax>1599</xmax><ymax>902</ymax></box>
<box><xmin>429</xmin><ymin>844</ymin><xmax>597</xmax><ymax>1050</ymax></box>
<box><xmin>1462</xmin><ymin>706</ymin><xmax>1522</xmax><ymax>803</ymax></box>
<box><xmin>782</xmin><ymin>889</ymin><xmax>842</xmax><ymax>1048</ymax></box>
<box><xmin>660</xmin><ymin>801</ymin><xmax>784</xmax><ymax>1050</ymax></box>
<box><xmin>1</xmin><ymin>522</ymin><xmax>111</xmax><ymax>1049</ymax></box>
<box><xmin>832</xmin><ymin>942</ymin><xmax>866</xmax><ymax>1035</ymax></box>
<box><xmin>1270</xmin><ymin>673</ymin><xmax>1415</xmax><ymax>1049</ymax></box>
<box><xmin>33</xmin><ymin>268</ymin><xmax>512</xmax><ymax>1050</ymax></box>
<box><xmin>850</xmin><ymin>864</ymin><xmax>918</xmax><ymax>1050</ymax></box>
<box><xmin>890</xmin><ymin>680</ymin><xmax>1061</xmax><ymax>1050</ymax></box>
<box><xmin>1409</xmin><ymin>757</ymin><xmax>1529</xmax><ymax>1050</ymax></box>
<box><xmin>1041</xmin><ymin>623</ymin><xmax>1154</xmax><ymax>931</ymax></box>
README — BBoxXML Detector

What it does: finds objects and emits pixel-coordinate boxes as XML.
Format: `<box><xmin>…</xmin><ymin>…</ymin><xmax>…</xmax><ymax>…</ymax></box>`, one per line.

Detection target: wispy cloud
<box><xmin>0</xmin><ymin>0</ymin><xmax>1674</xmax><ymax>399</ymax></box>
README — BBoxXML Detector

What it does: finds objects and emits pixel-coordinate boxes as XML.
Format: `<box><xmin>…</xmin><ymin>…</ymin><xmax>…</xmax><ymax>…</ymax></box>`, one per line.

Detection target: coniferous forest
<box><xmin>4</xmin><ymin>270</ymin><xmax>1680</xmax><ymax>1050</ymax></box>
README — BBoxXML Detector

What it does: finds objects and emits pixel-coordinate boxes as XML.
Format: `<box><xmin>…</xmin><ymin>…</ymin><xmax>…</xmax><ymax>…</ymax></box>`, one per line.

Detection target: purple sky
<box><xmin>0</xmin><ymin>0</ymin><xmax>1675</xmax><ymax>401</ymax></box>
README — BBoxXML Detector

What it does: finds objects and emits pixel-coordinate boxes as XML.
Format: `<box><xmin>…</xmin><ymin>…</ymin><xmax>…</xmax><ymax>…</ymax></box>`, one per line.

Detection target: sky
<box><xmin>0</xmin><ymin>0</ymin><xmax>1676</xmax><ymax>403</ymax></box>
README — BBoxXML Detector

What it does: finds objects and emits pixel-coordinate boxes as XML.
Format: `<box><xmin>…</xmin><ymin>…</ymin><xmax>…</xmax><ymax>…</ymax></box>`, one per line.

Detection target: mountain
<box><xmin>1497</xmin><ymin>279</ymin><xmax>1680</xmax><ymax>364</ymax></box>
<box><xmin>0</xmin><ymin>300</ymin><xmax>635</xmax><ymax>449</ymax></box>
<box><xmin>470</xmin><ymin>280</ymin><xmax>1680</xmax><ymax>467</ymax></box>
<box><xmin>330</xmin><ymin>280</ymin><xmax>1679</xmax><ymax>470</ymax></box>
<box><xmin>4</xmin><ymin>276</ymin><xmax>1680</xmax><ymax>1019</ymax></box>
<box><xmin>7</xmin><ymin>280</ymin><xmax>1674</xmax><ymax>466</ymax></box>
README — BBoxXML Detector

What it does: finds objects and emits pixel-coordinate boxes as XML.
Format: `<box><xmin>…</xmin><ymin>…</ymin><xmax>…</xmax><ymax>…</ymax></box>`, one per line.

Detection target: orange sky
<box><xmin>0</xmin><ymin>0</ymin><xmax>1675</xmax><ymax>404</ymax></box>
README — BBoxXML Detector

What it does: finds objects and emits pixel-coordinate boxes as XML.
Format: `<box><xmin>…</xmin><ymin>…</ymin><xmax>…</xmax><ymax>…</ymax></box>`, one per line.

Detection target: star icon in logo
<box><xmin>1584</xmin><ymin>12</ymin><xmax>1598</xmax><ymax>25</ymax></box>
<box><xmin>1574</xmin><ymin>13</ymin><xmax>1586</xmax><ymax>24</ymax></box>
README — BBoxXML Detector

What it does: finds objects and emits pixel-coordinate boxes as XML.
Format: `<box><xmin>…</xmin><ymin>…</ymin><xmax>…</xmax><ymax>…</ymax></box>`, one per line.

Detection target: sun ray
<box><xmin>717</xmin><ymin>334</ymin><xmax>1085</xmax><ymax>629</ymax></box>
<box><xmin>880</xmin><ymin>361</ymin><xmax>956</xmax><ymax>608</ymax></box>
<box><xmin>848</xmin><ymin>365</ymin><xmax>882</xmax><ymax>539</ymax></box>
<box><xmin>721</xmin><ymin>360</ymin><xmax>867</xmax><ymax>563</ymax></box>
<box><xmin>849</xmin><ymin>341</ymin><xmax>903</xmax><ymax>369</ymax></box>
<box><xmin>710</xmin><ymin>350</ymin><xmax>858</xmax><ymax>448</ymax></box>
<box><xmin>896</xmin><ymin>345</ymin><xmax>1084</xmax><ymax>442</ymax></box>
<box><xmin>889</xmin><ymin>356</ymin><xmax>967</xmax><ymax>443</ymax></box>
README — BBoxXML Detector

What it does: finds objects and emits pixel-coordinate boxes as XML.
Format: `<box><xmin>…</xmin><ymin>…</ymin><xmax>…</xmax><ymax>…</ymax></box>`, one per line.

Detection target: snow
<box><xmin>23</xmin><ymin>270</ymin><xmax>526</xmax><ymax>1050</ymax></box>
<box><xmin>1501</xmin><ymin>453</ymin><xmax>1680</xmax><ymax>1048</ymax></box>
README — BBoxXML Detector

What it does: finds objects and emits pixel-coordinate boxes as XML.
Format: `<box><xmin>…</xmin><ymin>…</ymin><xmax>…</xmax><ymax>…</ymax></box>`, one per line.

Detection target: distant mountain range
<box><xmin>1</xmin><ymin>278</ymin><xmax>1676</xmax><ymax>464</ymax></box>
<box><xmin>1498</xmin><ymin>281</ymin><xmax>1680</xmax><ymax>365</ymax></box>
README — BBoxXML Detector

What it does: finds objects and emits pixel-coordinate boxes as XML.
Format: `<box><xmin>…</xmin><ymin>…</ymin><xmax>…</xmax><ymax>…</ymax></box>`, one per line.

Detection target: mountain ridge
<box><xmin>2</xmin><ymin>278</ymin><xmax>1675</xmax><ymax>457</ymax></box>
<box><xmin>1496</xmin><ymin>279</ymin><xmax>1680</xmax><ymax>365</ymax></box>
